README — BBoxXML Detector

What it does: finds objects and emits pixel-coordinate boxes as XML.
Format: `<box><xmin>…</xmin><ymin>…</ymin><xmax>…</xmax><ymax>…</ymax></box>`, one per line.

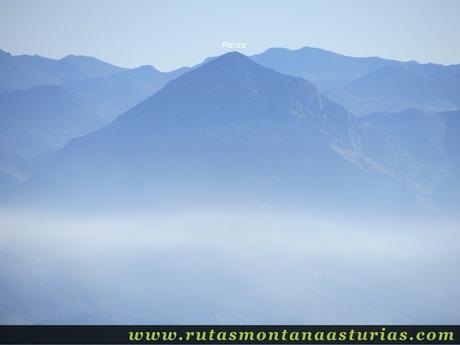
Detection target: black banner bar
<box><xmin>0</xmin><ymin>325</ymin><xmax>459</xmax><ymax>344</ymax></box>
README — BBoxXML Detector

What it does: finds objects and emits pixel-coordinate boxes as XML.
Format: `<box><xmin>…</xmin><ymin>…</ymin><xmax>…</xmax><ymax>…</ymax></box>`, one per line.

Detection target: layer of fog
<box><xmin>0</xmin><ymin>206</ymin><xmax>459</xmax><ymax>324</ymax></box>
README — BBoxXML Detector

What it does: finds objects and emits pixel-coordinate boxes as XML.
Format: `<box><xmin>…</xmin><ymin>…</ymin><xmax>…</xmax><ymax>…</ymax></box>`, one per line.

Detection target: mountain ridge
<box><xmin>2</xmin><ymin>49</ymin><xmax>459</xmax><ymax>211</ymax></box>
<box><xmin>18</xmin><ymin>52</ymin><xmax>417</xmax><ymax>210</ymax></box>
<box><xmin>252</xmin><ymin>46</ymin><xmax>460</xmax><ymax>114</ymax></box>
<box><xmin>0</xmin><ymin>49</ymin><xmax>126</xmax><ymax>90</ymax></box>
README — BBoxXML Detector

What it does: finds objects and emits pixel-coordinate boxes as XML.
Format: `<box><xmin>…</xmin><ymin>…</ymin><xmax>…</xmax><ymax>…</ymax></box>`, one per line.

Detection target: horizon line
<box><xmin>2</xmin><ymin>44</ymin><xmax>459</xmax><ymax>73</ymax></box>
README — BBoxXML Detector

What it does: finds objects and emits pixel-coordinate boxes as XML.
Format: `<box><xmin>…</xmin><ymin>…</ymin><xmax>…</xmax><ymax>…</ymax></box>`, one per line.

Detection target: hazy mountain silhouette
<box><xmin>0</xmin><ymin>49</ymin><xmax>125</xmax><ymax>90</ymax></box>
<box><xmin>251</xmin><ymin>46</ymin><xmax>400</xmax><ymax>90</ymax></box>
<box><xmin>22</xmin><ymin>52</ymin><xmax>418</xmax><ymax>209</ymax></box>
<box><xmin>252</xmin><ymin>47</ymin><xmax>460</xmax><ymax>115</ymax></box>
<box><xmin>356</xmin><ymin>109</ymin><xmax>459</xmax><ymax>202</ymax></box>
<box><xmin>327</xmin><ymin>64</ymin><xmax>460</xmax><ymax>115</ymax></box>
<box><xmin>0</xmin><ymin>63</ymin><xmax>188</xmax><ymax>185</ymax></box>
<box><xmin>2</xmin><ymin>50</ymin><xmax>458</xmax><ymax>211</ymax></box>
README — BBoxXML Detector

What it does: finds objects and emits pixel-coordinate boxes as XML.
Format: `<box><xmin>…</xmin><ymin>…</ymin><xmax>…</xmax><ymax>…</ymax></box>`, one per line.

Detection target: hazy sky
<box><xmin>1</xmin><ymin>0</ymin><xmax>459</xmax><ymax>71</ymax></box>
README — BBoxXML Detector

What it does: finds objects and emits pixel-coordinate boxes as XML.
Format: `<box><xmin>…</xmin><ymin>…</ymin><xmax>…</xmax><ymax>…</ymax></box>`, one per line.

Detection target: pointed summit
<box><xmin>111</xmin><ymin>47</ymin><xmax>343</xmax><ymax>139</ymax></box>
<box><xmin>196</xmin><ymin>51</ymin><xmax>254</xmax><ymax>69</ymax></box>
<box><xmin>145</xmin><ymin>48</ymin><xmax>323</xmax><ymax>117</ymax></box>
<box><xmin>168</xmin><ymin>50</ymin><xmax>283</xmax><ymax>88</ymax></box>
<box><xmin>206</xmin><ymin>51</ymin><xmax>255</xmax><ymax>66</ymax></box>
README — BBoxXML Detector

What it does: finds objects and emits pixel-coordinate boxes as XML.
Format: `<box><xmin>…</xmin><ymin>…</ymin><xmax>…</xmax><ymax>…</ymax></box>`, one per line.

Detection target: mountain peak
<box><xmin>154</xmin><ymin>50</ymin><xmax>280</xmax><ymax>96</ymax></box>
<box><xmin>132</xmin><ymin>64</ymin><xmax>160</xmax><ymax>73</ymax></box>
<box><xmin>187</xmin><ymin>51</ymin><xmax>290</xmax><ymax>85</ymax></box>
<box><xmin>103</xmin><ymin>47</ymin><xmax>348</xmax><ymax>149</ymax></box>
<box><xmin>206</xmin><ymin>51</ymin><xmax>255</xmax><ymax>68</ymax></box>
<box><xmin>151</xmin><ymin>49</ymin><xmax>318</xmax><ymax>104</ymax></box>
<box><xmin>60</xmin><ymin>54</ymin><xmax>108</xmax><ymax>64</ymax></box>
<box><xmin>61</xmin><ymin>54</ymin><xmax>93</xmax><ymax>60</ymax></box>
<box><xmin>215</xmin><ymin>51</ymin><xmax>248</xmax><ymax>59</ymax></box>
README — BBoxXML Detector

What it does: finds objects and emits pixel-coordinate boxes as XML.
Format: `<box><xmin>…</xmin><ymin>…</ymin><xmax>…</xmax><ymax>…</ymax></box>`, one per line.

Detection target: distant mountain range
<box><xmin>0</xmin><ymin>50</ymin><xmax>189</xmax><ymax>184</ymax></box>
<box><xmin>358</xmin><ymin>108</ymin><xmax>460</xmax><ymax>208</ymax></box>
<box><xmin>0</xmin><ymin>49</ymin><xmax>125</xmax><ymax>90</ymax></box>
<box><xmin>251</xmin><ymin>46</ymin><xmax>401</xmax><ymax>90</ymax></box>
<box><xmin>13</xmin><ymin>52</ymin><xmax>457</xmax><ymax>212</ymax></box>
<box><xmin>0</xmin><ymin>65</ymin><xmax>187</xmax><ymax>159</ymax></box>
<box><xmin>327</xmin><ymin>63</ymin><xmax>460</xmax><ymax>115</ymax></box>
<box><xmin>1</xmin><ymin>47</ymin><xmax>459</xmax><ymax>211</ymax></box>
<box><xmin>252</xmin><ymin>47</ymin><xmax>460</xmax><ymax>115</ymax></box>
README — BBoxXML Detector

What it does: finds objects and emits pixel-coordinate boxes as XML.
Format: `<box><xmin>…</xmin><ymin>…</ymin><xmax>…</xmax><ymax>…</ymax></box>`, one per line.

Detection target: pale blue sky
<box><xmin>1</xmin><ymin>0</ymin><xmax>459</xmax><ymax>71</ymax></box>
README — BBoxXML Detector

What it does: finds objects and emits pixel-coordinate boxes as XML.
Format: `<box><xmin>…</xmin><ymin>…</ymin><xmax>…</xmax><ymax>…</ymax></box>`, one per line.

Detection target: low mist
<box><xmin>1</xmin><ymin>206</ymin><xmax>459</xmax><ymax>324</ymax></box>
